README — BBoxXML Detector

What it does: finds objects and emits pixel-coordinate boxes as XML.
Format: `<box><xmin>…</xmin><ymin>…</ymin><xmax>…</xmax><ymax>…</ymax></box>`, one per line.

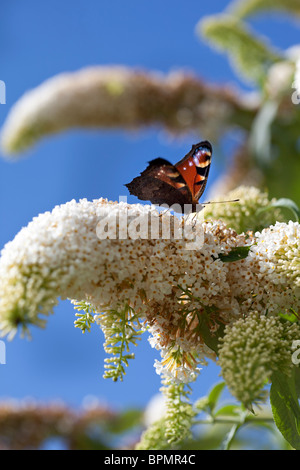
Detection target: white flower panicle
<box><xmin>0</xmin><ymin>198</ymin><xmax>247</xmax><ymax>364</ymax></box>
<box><xmin>218</xmin><ymin>313</ymin><xmax>300</xmax><ymax>408</ymax></box>
<box><xmin>203</xmin><ymin>185</ymin><xmax>286</xmax><ymax>233</ymax></box>
<box><xmin>223</xmin><ymin>222</ymin><xmax>300</xmax><ymax>318</ymax></box>
<box><xmin>248</xmin><ymin>221</ymin><xmax>300</xmax><ymax>314</ymax></box>
<box><xmin>160</xmin><ymin>379</ymin><xmax>195</xmax><ymax>445</ymax></box>
<box><xmin>0</xmin><ymin>198</ymin><xmax>163</xmax><ymax>336</ymax></box>
<box><xmin>0</xmin><ymin>196</ymin><xmax>299</xmax><ymax>387</ymax></box>
<box><xmin>253</xmin><ymin>220</ymin><xmax>300</xmax><ymax>288</ymax></box>
<box><xmin>0</xmin><ymin>66</ymin><xmax>251</xmax><ymax>156</ymax></box>
<box><xmin>294</xmin><ymin>55</ymin><xmax>300</xmax><ymax>97</ymax></box>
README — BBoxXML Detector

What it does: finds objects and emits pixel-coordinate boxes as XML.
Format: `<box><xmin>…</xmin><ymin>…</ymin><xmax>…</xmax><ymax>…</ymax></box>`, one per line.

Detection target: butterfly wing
<box><xmin>175</xmin><ymin>141</ymin><xmax>212</xmax><ymax>204</ymax></box>
<box><xmin>125</xmin><ymin>157</ymin><xmax>193</xmax><ymax>212</ymax></box>
<box><xmin>125</xmin><ymin>141</ymin><xmax>212</xmax><ymax>213</ymax></box>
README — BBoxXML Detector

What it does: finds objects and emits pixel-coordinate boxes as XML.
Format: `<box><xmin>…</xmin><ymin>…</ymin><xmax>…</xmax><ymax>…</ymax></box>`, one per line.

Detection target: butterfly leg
<box><xmin>191</xmin><ymin>212</ymin><xmax>198</xmax><ymax>228</ymax></box>
<box><xmin>158</xmin><ymin>207</ymin><xmax>171</xmax><ymax>218</ymax></box>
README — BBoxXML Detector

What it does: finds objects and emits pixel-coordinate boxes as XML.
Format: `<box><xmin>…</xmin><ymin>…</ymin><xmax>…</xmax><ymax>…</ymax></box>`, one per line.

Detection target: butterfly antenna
<box><xmin>201</xmin><ymin>198</ymin><xmax>239</xmax><ymax>206</ymax></box>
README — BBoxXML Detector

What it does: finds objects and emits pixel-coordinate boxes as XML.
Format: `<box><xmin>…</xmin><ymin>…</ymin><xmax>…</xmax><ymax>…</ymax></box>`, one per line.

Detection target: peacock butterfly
<box><xmin>125</xmin><ymin>141</ymin><xmax>212</xmax><ymax>213</ymax></box>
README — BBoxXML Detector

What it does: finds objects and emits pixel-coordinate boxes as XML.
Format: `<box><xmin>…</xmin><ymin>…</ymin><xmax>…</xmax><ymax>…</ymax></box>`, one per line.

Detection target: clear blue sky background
<box><xmin>0</xmin><ymin>0</ymin><xmax>299</xmax><ymax>412</ymax></box>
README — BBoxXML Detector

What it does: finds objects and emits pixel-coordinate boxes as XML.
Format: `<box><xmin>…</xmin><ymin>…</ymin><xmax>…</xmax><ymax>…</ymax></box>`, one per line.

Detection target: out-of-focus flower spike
<box><xmin>218</xmin><ymin>313</ymin><xmax>300</xmax><ymax>408</ymax></box>
<box><xmin>0</xmin><ymin>66</ymin><xmax>257</xmax><ymax>156</ymax></box>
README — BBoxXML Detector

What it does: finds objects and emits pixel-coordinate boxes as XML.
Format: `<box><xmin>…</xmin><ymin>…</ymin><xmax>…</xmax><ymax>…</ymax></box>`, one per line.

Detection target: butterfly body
<box><xmin>125</xmin><ymin>141</ymin><xmax>212</xmax><ymax>213</ymax></box>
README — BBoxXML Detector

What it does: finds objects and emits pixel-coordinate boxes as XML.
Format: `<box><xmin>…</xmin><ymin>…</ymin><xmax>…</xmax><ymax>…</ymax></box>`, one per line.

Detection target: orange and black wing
<box><xmin>125</xmin><ymin>157</ymin><xmax>192</xmax><ymax>212</ymax></box>
<box><xmin>175</xmin><ymin>141</ymin><xmax>212</xmax><ymax>204</ymax></box>
<box><xmin>125</xmin><ymin>141</ymin><xmax>212</xmax><ymax>213</ymax></box>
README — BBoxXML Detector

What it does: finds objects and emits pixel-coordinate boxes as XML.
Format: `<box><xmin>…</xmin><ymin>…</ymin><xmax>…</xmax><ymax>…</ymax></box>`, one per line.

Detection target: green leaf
<box><xmin>207</xmin><ymin>382</ymin><xmax>226</xmax><ymax>413</ymax></box>
<box><xmin>249</xmin><ymin>100</ymin><xmax>279</xmax><ymax>167</ymax></box>
<box><xmin>295</xmin><ymin>368</ymin><xmax>300</xmax><ymax>398</ymax></box>
<box><xmin>278</xmin><ymin>309</ymin><xmax>299</xmax><ymax>323</ymax></box>
<box><xmin>198</xmin><ymin>14</ymin><xmax>282</xmax><ymax>85</ymax></box>
<box><xmin>214</xmin><ymin>404</ymin><xmax>242</xmax><ymax>417</ymax></box>
<box><xmin>106</xmin><ymin>408</ymin><xmax>143</xmax><ymax>434</ymax></box>
<box><xmin>199</xmin><ymin>316</ymin><xmax>225</xmax><ymax>354</ymax></box>
<box><xmin>219</xmin><ymin>245</ymin><xmax>251</xmax><ymax>263</ymax></box>
<box><xmin>228</xmin><ymin>0</ymin><xmax>300</xmax><ymax>19</ymax></box>
<box><xmin>270</xmin><ymin>369</ymin><xmax>300</xmax><ymax>449</ymax></box>
<box><xmin>256</xmin><ymin>198</ymin><xmax>300</xmax><ymax>222</ymax></box>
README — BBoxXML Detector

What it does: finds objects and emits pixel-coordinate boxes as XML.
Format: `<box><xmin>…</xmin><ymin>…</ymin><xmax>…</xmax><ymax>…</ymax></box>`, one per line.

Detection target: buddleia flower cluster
<box><xmin>0</xmin><ymin>186</ymin><xmax>299</xmax><ymax>410</ymax></box>
<box><xmin>136</xmin><ymin>377</ymin><xmax>195</xmax><ymax>450</ymax></box>
<box><xmin>0</xmin><ymin>66</ymin><xmax>257</xmax><ymax>158</ymax></box>
<box><xmin>218</xmin><ymin>313</ymin><xmax>300</xmax><ymax>409</ymax></box>
<box><xmin>203</xmin><ymin>185</ymin><xmax>287</xmax><ymax>233</ymax></box>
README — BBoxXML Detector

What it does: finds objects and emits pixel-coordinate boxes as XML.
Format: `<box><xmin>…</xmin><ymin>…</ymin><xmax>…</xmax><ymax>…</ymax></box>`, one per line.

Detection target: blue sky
<box><xmin>0</xmin><ymin>0</ymin><xmax>299</xmax><ymax>411</ymax></box>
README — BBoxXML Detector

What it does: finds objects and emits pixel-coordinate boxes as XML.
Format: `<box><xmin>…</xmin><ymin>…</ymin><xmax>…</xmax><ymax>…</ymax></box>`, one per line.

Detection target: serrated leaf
<box><xmin>219</xmin><ymin>245</ymin><xmax>251</xmax><ymax>263</ymax></box>
<box><xmin>270</xmin><ymin>369</ymin><xmax>300</xmax><ymax>449</ymax></box>
<box><xmin>256</xmin><ymin>198</ymin><xmax>300</xmax><ymax>222</ymax></box>
<box><xmin>228</xmin><ymin>0</ymin><xmax>300</xmax><ymax>19</ymax></box>
<box><xmin>198</xmin><ymin>14</ymin><xmax>282</xmax><ymax>85</ymax></box>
